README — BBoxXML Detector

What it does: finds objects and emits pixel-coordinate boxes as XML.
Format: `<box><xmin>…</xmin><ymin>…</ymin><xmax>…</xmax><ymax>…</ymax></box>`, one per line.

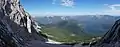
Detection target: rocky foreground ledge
<box><xmin>0</xmin><ymin>0</ymin><xmax>120</xmax><ymax>47</ymax></box>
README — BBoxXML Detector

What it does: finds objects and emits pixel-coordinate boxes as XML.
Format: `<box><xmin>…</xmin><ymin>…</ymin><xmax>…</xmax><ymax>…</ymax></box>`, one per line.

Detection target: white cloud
<box><xmin>103</xmin><ymin>4</ymin><xmax>120</xmax><ymax>15</ymax></box>
<box><xmin>52</xmin><ymin>0</ymin><xmax>75</xmax><ymax>7</ymax></box>
<box><xmin>106</xmin><ymin>4</ymin><xmax>120</xmax><ymax>13</ymax></box>
<box><xmin>109</xmin><ymin>4</ymin><xmax>120</xmax><ymax>10</ymax></box>
<box><xmin>61</xmin><ymin>0</ymin><xmax>75</xmax><ymax>7</ymax></box>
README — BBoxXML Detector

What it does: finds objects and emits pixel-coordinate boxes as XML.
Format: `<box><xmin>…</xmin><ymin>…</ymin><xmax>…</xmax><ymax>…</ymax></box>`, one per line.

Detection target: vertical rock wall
<box><xmin>0</xmin><ymin>0</ymin><xmax>46</xmax><ymax>47</ymax></box>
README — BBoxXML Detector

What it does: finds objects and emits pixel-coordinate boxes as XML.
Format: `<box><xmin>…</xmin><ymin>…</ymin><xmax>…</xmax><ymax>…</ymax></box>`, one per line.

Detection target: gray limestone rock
<box><xmin>0</xmin><ymin>0</ymin><xmax>46</xmax><ymax>47</ymax></box>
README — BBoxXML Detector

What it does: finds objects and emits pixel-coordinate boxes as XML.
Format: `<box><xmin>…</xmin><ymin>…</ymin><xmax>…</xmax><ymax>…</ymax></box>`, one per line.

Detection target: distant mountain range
<box><xmin>34</xmin><ymin>15</ymin><xmax>120</xmax><ymax>36</ymax></box>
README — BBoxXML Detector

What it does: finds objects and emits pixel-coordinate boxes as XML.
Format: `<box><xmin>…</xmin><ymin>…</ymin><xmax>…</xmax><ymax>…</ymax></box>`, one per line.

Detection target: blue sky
<box><xmin>21</xmin><ymin>0</ymin><xmax>120</xmax><ymax>16</ymax></box>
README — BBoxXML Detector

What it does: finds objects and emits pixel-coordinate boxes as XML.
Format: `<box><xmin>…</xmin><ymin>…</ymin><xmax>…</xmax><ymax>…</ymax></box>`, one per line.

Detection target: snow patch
<box><xmin>44</xmin><ymin>33</ymin><xmax>64</xmax><ymax>44</ymax></box>
<box><xmin>27</xmin><ymin>16</ymin><xmax>32</xmax><ymax>33</ymax></box>
<box><xmin>32</xmin><ymin>22</ymin><xmax>41</xmax><ymax>33</ymax></box>
<box><xmin>43</xmin><ymin>33</ymin><xmax>54</xmax><ymax>38</ymax></box>
<box><xmin>46</xmin><ymin>39</ymin><xmax>63</xmax><ymax>44</ymax></box>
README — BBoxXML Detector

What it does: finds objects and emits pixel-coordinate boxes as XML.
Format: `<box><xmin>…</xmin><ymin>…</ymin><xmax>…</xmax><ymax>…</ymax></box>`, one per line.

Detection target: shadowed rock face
<box><xmin>95</xmin><ymin>19</ymin><xmax>120</xmax><ymax>47</ymax></box>
<box><xmin>0</xmin><ymin>20</ymin><xmax>20</xmax><ymax>47</ymax></box>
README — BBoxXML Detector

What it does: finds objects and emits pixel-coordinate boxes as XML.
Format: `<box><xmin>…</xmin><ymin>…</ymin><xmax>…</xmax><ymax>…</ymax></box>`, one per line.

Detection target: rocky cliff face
<box><xmin>0</xmin><ymin>0</ymin><xmax>46</xmax><ymax>47</ymax></box>
<box><xmin>95</xmin><ymin>19</ymin><xmax>120</xmax><ymax>47</ymax></box>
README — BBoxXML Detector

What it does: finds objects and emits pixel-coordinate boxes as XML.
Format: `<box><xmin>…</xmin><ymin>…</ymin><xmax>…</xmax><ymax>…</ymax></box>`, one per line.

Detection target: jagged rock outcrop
<box><xmin>0</xmin><ymin>0</ymin><xmax>46</xmax><ymax>47</ymax></box>
<box><xmin>95</xmin><ymin>19</ymin><xmax>120</xmax><ymax>47</ymax></box>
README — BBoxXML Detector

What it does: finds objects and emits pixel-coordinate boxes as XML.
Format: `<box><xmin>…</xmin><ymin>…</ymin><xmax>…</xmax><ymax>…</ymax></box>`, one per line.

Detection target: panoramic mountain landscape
<box><xmin>35</xmin><ymin>15</ymin><xmax>120</xmax><ymax>36</ymax></box>
<box><xmin>0</xmin><ymin>0</ymin><xmax>120</xmax><ymax>47</ymax></box>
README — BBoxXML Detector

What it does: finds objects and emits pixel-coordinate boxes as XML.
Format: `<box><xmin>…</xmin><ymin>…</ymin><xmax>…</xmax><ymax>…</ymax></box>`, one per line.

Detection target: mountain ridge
<box><xmin>35</xmin><ymin>15</ymin><xmax>119</xmax><ymax>36</ymax></box>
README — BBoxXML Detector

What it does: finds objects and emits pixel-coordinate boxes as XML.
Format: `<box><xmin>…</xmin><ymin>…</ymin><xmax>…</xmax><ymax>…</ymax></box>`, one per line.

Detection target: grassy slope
<box><xmin>41</xmin><ymin>27</ymin><xmax>93</xmax><ymax>43</ymax></box>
